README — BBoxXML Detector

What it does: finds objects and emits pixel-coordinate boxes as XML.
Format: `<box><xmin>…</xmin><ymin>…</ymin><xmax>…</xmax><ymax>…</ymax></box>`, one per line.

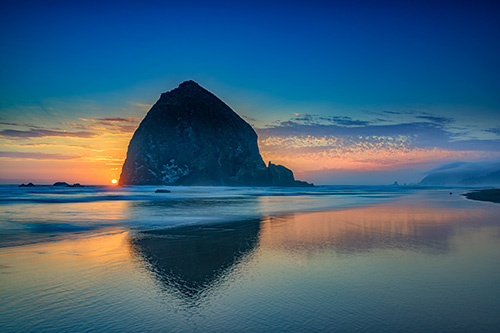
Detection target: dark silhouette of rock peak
<box><xmin>119</xmin><ymin>81</ymin><xmax>313</xmax><ymax>187</ymax></box>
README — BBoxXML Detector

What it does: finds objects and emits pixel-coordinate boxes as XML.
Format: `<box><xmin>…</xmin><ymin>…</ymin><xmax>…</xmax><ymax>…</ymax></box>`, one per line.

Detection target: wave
<box><xmin>0</xmin><ymin>195</ymin><xmax>155</xmax><ymax>204</ymax></box>
<box><xmin>0</xmin><ymin>185</ymin><xmax>416</xmax><ymax>204</ymax></box>
<box><xmin>0</xmin><ymin>185</ymin><xmax>442</xmax><ymax>248</ymax></box>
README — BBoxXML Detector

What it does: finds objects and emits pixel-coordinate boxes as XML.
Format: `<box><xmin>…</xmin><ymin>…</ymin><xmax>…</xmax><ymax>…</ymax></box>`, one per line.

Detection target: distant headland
<box><xmin>119</xmin><ymin>81</ymin><xmax>312</xmax><ymax>187</ymax></box>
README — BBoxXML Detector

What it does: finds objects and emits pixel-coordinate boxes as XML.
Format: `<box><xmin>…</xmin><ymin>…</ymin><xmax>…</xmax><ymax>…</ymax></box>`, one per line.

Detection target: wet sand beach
<box><xmin>2</xmin><ymin>188</ymin><xmax>500</xmax><ymax>332</ymax></box>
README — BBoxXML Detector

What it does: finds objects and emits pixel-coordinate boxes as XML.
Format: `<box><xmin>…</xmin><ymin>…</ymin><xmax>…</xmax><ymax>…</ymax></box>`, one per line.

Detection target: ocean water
<box><xmin>1</xmin><ymin>185</ymin><xmax>499</xmax><ymax>331</ymax></box>
<box><xmin>0</xmin><ymin>185</ymin><xmax>414</xmax><ymax>248</ymax></box>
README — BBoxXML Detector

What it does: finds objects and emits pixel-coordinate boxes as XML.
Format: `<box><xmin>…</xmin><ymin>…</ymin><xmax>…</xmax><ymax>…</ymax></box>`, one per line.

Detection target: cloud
<box><xmin>0</xmin><ymin>143</ymin><xmax>103</xmax><ymax>151</ymax></box>
<box><xmin>258</xmin><ymin>113</ymin><xmax>500</xmax><ymax>152</ymax></box>
<box><xmin>326</xmin><ymin>116</ymin><xmax>371</xmax><ymax>126</ymax></box>
<box><xmin>485</xmin><ymin>128</ymin><xmax>500</xmax><ymax>136</ymax></box>
<box><xmin>241</xmin><ymin>115</ymin><xmax>258</xmax><ymax>123</ymax></box>
<box><xmin>0</xmin><ymin>121</ymin><xmax>43</xmax><ymax>128</ymax></box>
<box><xmin>97</xmin><ymin>117</ymin><xmax>138</xmax><ymax>123</ymax></box>
<box><xmin>381</xmin><ymin>109</ymin><xmax>418</xmax><ymax>115</ymax></box>
<box><xmin>415</xmin><ymin>115</ymin><xmax>453</xmax><ymax>125</ymax></box>
<box><xmin>428</xmin><ymin>161</ymin><xmax>468</xmax><ymax>172</ymax></box>
<box><xmin>0</xmin><ymin>151</ymin><xmax>79</xmax><ymax>160</ymax></box>
<box><xmin>0</xmin><ymin>128</ymin><xmax>98</xmax><ymax>138</ymax></box>
<box><xmin>80</xmin><ymin>117</ymin><xmax>139</xmax><ymax>124</ymax></box>
<box><xmin>277</xmin><ymin>114</ymin><xmax>372</xmax><ymax>127</ymax></box>
<box><xmin>255</xmin><ymin>113</ymin><xmax>500</xmax><ymax>175</ymax></box>
<box><xmin>72</xmin><ymin>117</ymin><xmax>140</xmax><ymax>133</ymax></box>
<box><xmin>443</xmin><ymin>139</ymin><xmax>500</xmax><ymax>151</ymax></box>
<box><xmin>369</xmin><ymin>110</ymin><xmax>456</xmax><ymax>127</ymax></box>
<box><xmin>258</xmin><ymin>121</ymin><xmax>450</xmax><ymax>148</ymax></box>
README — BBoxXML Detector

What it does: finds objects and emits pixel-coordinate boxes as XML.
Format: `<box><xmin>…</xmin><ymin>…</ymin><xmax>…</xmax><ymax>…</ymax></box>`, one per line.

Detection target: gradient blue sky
<box><xmin>1</xmin><ymin>0</ymin><xmax>499</xmax><ymax>184</ymax></box>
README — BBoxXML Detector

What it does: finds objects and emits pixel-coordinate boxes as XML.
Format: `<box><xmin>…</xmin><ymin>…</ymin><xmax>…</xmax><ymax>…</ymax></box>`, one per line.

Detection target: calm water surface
<box><xmin>1</xmin><ymin>186</ymin><xmax>499</xmax><ymax>331</ymax></box>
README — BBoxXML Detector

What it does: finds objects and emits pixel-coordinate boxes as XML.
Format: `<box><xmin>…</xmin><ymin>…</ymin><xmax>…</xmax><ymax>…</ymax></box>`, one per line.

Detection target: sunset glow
<box><xmin>0</xmin><ymin>117</ymin><xmax>139</xmax><ymax>184</ymax></box>
<box><xmin>0</xmin><ymin>1</ymin><xmax>498</xmax><ymax>185</ymax></box>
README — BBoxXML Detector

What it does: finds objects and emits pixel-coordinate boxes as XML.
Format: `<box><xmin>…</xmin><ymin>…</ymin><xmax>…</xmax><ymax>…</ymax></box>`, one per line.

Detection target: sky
<box><xmin>1</xmin><ymin>0</ymin><xmax>499</xmax><ymax>185</ymax></box>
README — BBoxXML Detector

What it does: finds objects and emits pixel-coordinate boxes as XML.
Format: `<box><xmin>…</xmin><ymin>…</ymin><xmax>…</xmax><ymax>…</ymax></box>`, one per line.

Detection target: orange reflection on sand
<box><xmin>0</xmin><ymin>230</ymin><xmax>134</xmax><ymax>297</ymax></box>
<box><xmin>3</xmin><ymin>230</ymin><xmax>130</xmax><ymax>268</ymax></box>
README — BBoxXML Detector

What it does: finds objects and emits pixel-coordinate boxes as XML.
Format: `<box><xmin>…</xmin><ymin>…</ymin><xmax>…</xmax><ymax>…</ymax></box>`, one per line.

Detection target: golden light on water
<box><xmin>111</xmin><ymin>179</ymin><xmax>118</xmax><ymax>184</ymax></box>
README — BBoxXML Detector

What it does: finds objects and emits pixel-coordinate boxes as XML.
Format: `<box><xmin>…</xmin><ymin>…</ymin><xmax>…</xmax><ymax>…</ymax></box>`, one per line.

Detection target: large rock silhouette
<box><xmin>119</xmin><ymin>81</ymin><xmax>312</xmax><ymax>186</ymax></box>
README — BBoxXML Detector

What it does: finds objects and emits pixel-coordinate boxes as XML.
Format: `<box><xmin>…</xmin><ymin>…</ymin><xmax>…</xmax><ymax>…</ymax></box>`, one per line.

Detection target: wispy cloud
<box><xmin>0</xmin><ymin>128</ymin><xmax>97</xmax><ymax>138</ymax></box>
<box><xmin>97</xmin><ymin>117</ymin><xmax>138</xmax><ymax>123</ymax></box>
<box><xmin>70</xmin><ymin>117</ymin><xmax>140</xmax><ymax>133</ymax></box>
<box><xmin>0</xmin><ymin>121</ymin><xmax>43</xmax><ymax>128</ymax></box>
<box><xmin>0</xmin><ymin>142</ymin><xmax>103</xmax><ymax>151</ymax></box>
<box><xmin>380</xmin><ymin>109</ymin><xmax>417</xmax><ymax>115</ymax></box>
<box><xmin>0</xmin><ymin>151</ymin><xmax>79</xmax><ymax>160</ymax></box>
<box><xmin>326</xmin><ymin>116</ymin><xmax>371</xmax><ymax>126</ymax></box>
<box><xmin>485</xmin><ymin>128</ymin><xmax>500</xmax><ymax>136</ymax></box>
<box><xmin>277</xmin><ymin>114</ymin><xmax>372</xmax><ymax>127</ymax></box>
<box><xmin>415</xmin><ymin>115</ymin><xmax>453</xmax><ymax>125</ymax></box>
<box><xmin>241</xmin><ymin>115</ymin><xmax>258</xmax><ymax>124</ymax></box>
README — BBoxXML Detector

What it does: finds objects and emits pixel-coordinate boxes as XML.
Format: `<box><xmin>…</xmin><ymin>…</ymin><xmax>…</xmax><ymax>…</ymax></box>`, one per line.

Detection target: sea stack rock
<box><xmin>119</xmin><ymin>81</ymin><xmax>312</xmax><ymax>187</ymax></box>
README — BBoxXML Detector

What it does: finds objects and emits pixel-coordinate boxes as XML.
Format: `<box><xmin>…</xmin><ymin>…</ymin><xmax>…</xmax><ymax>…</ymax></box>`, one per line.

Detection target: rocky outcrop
<box><xmin>119</xmin><ymin>81</ymin><xmax>312</xmax><ymax>187</ymax></box>
<box><xmin>463</xmin><ymin>189</ymin><xmax>500</xmax><ymax>204</ymax></box>
<box><xmin>53</xmin><ymin>182</ymin><xmax>70</xmax><ymax>187</ymax></box>
<box><xmin>53</xmin><ymin>182</ymin><xmax>85</xmax><ymax>187</ymax></box>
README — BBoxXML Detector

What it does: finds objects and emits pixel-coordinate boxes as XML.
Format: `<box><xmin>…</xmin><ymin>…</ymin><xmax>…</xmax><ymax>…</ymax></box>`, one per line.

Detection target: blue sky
<box><xmin>1</xmin><ymin>0</ymin><xmax>499</xmax><ymax>184</ymax></box>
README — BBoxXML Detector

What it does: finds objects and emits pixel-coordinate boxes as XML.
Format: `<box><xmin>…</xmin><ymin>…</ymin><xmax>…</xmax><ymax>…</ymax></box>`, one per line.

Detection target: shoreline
<box><xmin>463</xmin><ymin>189</ymin><xmax>500</xmax><ymax>204</ymax></box>
<box><xmin>1</xmin><ymin>186</ymin><xmax>491</xmax><ymax>250</ymax></box>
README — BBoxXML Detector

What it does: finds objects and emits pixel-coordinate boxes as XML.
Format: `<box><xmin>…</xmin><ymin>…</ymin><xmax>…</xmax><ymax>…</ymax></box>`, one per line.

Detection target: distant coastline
<box><xmin>463</xmin><ymin>189</ymin><xmax>500</xmax><ymax>204</ymax></box>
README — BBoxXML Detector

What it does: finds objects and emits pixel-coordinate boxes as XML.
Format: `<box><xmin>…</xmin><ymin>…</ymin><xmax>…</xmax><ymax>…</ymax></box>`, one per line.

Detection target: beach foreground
<box><xmin>1</xmin><ymin>187</ymin><xmax>500</xmax><ymax>331</ymax></box>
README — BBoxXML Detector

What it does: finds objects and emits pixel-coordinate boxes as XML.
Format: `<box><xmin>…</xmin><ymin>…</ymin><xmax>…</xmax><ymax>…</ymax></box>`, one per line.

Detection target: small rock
<box><xmin>155</xmin><ymin>189</ymin><xmax>171</xmax><ymax>193</ymax></box>
<box><xmin>19</xmin><ymin>182</ymin><xmax>35</xmax><ymax>187</ymax></box>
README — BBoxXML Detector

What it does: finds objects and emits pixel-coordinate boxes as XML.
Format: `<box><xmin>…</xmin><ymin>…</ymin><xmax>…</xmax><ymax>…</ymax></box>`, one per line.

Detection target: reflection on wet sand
<box><xmin>130</xmin><ymin>219</ymin><xmax>260</xmax><ymax>299</ymax></box>
<box><xmin>131</xmin><ymin>197</ymin><xmax>499</xmax><ymax>303</ymax></box>
<box><xmin>258</xmin><ymin>202</ymin><xmax>493</xmax><ymax>255</ymax></box>
<box><xmin>3</xmin><ymin>192</ymin><xmax>500</xmax><ymax>332</ymax></box>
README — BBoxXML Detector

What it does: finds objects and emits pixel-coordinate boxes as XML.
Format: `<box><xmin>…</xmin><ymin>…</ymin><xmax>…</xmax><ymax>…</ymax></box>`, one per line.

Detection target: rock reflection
<box><xmin>130</xmin><ymin>219</ymin><xmax>260</xmax><ymax>299</ymax></box>
<box><xmin>130</xmin><ymin>198</ymin><xmax>499</xmax><ymax>304</ymax></box>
